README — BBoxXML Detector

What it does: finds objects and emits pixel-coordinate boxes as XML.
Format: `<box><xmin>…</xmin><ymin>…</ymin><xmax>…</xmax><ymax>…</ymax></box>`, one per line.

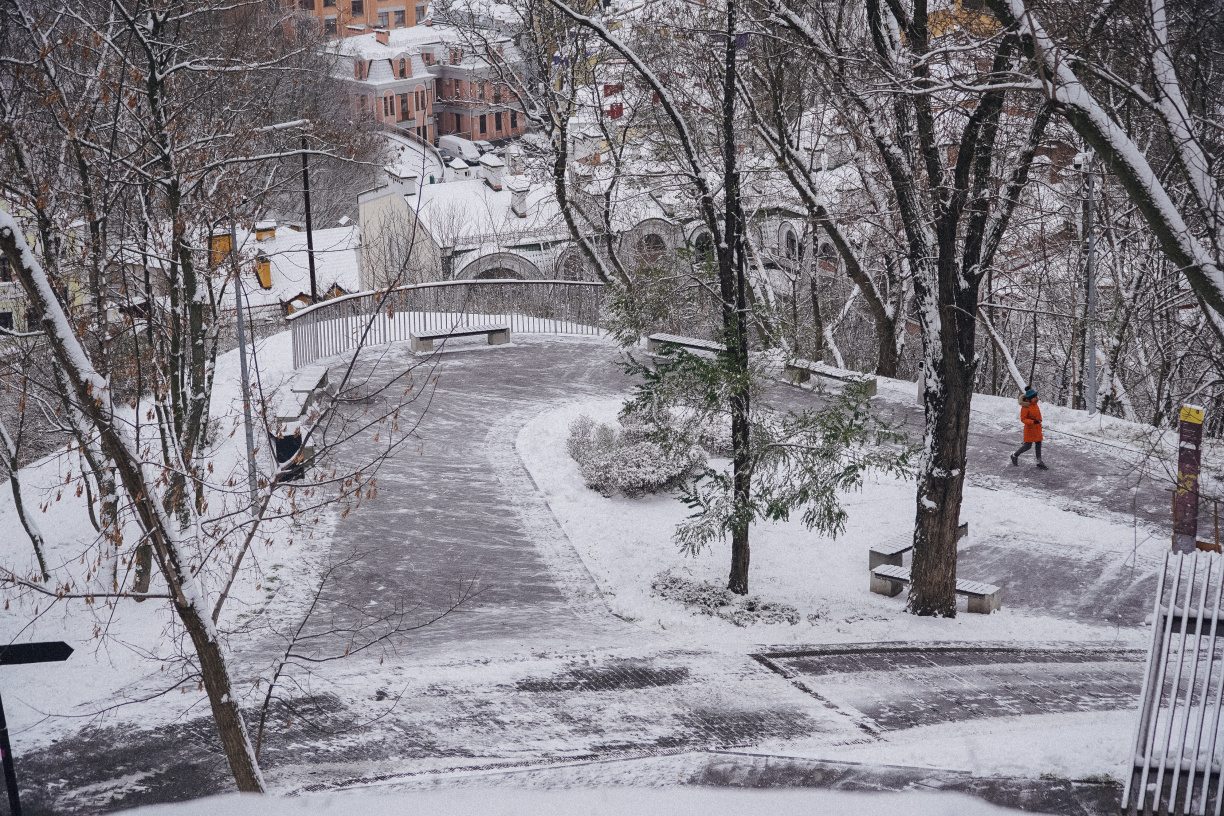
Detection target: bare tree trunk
<box><xmin>0</xmin><ymin>213</ymin><xmax>266</xmax><ymax>793</ymax></box>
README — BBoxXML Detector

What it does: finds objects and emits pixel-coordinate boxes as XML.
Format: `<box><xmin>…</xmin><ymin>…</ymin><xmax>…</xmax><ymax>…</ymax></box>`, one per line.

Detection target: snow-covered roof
<box><xmin>412</xmin><ymin>178</ymin><xmax>564</xmax><ymax>249</ymax></box>
<box><xmin>239</xmin><ymin>225</ymin><xmax>362</xmax><ymax>311</ymax></box>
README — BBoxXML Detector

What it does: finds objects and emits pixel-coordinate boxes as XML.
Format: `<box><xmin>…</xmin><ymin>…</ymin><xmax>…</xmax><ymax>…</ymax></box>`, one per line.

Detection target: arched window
<box><xmin>639</xmin><ymin>233</ymin><xmax>666</xmax><ymax>263</ymax></box>
<box><xmin>475</xmin><ymin>267</ymin><xmax>521</xmax><ymax>280</ymax></box>
<box><xmin>558</xmin><ymin>250</ymin><xmax>588</xmax><ymax>281</ymax></box>
<box><xmin>694</xmin><ymin>232</ymin><xmax>714</xmax><ymax>264</ymax></box>
<box><xmin>785</xmin><ymin>230</ymin><xmax>798</xmax><ymax>260</ymax></box>
<box><xmin>817</xmin><ymin>241</ymin><xmax>838</xmax><ymax>274</ymax></box>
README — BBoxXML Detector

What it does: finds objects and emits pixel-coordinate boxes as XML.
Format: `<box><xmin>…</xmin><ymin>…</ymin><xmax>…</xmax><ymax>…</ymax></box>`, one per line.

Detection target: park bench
<box><xmin>409</xmin><ymin>323</ymin><xmax>510</xmax><ymax>353</ymax></box>
<box><xmin>784</xmin><ymin>358</ymin><xmax>877</xmax><ymax>397</ymax></box>
<box><xmin>275</xmin><ymin>366</ymin><xmax>330</xmax><ymax>424</ymax></box>
<box><xmin>869</xmin><ymin>522</ymin><xmax>968</xmax><ymax>569</ymax></box>
<box><xmin>271</xmin><ymin>366</ymin><xmax>330</xmax><ymax>481</ymax></box>
<box><xmin>870</xmin><ymin>564</ymin><xmax>1002</xmax><ymax>614</ymax></box>
<box><xmin>646</xmin><ymin>332</ymin><xmax>726</xmax><ymax>355</ymax></box>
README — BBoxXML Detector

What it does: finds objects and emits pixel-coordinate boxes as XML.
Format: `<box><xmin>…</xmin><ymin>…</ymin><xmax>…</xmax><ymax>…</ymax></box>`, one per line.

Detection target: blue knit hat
<box><xmin>1024</xmin><ymin>387</ymin><xmax>1037</xmax><ymax>400</ymax></box>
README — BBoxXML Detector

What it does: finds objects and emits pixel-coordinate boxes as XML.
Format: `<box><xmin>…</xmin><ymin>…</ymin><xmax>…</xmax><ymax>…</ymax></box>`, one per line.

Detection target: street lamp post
<box><xmin>301</xmin><ymin>134</ymin><xmax>318</xmax><ymax>303</ymax></box>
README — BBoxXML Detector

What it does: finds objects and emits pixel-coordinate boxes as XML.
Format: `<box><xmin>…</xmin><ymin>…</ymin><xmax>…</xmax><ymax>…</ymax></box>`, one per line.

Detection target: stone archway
<box><xmin>455</xmin><ymin>251</ymin><xmax>542</xmax><ymax>280</ymax></box>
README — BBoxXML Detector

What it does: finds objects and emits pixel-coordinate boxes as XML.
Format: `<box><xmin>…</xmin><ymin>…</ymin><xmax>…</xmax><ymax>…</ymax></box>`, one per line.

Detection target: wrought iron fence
<box><xmin>287</xmin><ymin>279</ymin><xmax>606</xmax><ymax>369</ymax></box>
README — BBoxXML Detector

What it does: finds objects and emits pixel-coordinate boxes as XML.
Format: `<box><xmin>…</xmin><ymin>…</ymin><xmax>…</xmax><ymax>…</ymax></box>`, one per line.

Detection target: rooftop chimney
<box><xmin>375</xmin><ymin>28</ymin><xmax>390</xmax><ymax>45</ymax></box>
<box><xmin>505</xmin><ymin>144</ymin><xmax>523</xmax><ymax>175</ymax></box>
<box><xmin>479</xmin><ymin>152</ymin><xmax>505</xmax><ymax>191</ymax></box>
<box><xmin>506</xmin><ymin>175</ymin><xmax>530</xmax><ymax>218</ymax></box>
<box><xmin>254</xmin><ymin>220</ymin><xmax>277</xmax><ymax>241</ymax></box>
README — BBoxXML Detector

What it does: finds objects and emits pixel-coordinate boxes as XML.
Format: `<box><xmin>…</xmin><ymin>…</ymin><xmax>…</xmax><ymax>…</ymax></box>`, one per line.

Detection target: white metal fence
<box><xmin>286</xmin><ymin>279</ymin><xmax>606</xmax><ymax>369</ymax></box>
<box><xmin>1125</xmin><ymin>550</ymin><xmax>1224</xmax><ymax>815</ymax></box>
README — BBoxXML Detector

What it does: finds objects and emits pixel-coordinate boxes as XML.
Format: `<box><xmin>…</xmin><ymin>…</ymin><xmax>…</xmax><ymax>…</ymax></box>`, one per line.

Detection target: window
<box><xmin>479</xmin><ymin>114</ymin><xmax>487</xmax><ymax>135</ymax></box>
<box><xmin>416</xmin><ymin>89</ymin><xmax>426</xmax><ymax>111</ymax></box>
<box><xmin>694</xmin><ymin>232</ymin><xmax>714</xmax><ymax>264</ymax></box>
<box><xmin>354</xmin><ymin>60</ymin><xmax>367</xmax><ymax>79</ymax></box>
<box><xmin>415</xmin><ymin>3</ymin><xmax>426</xmax><ymax>22</ymax></box>
<box><xmin>398</xmin><ymin>92</ymin><xmax>410</xmax><ymax>119</ymax></box>
<box><xmin>639</xmin><ymin>233</ymin><xmax>666</xmax><ymax>263</ymax></box>
<box><xmin>324</xmin><ymin>16</ymin><xmax>337</xmax><ymax>34</ymax></box>
<box><xmin>449</xmin><ymin>48</ymin><xmax>462</xmax><ymax>65</ymax></box>
<box><xmin>422</xmin><ymin>51</ymin><xmax>434</xmax><ymax>65</ymax></box>
<box><xmin>324</xmin><ymin>0</ymin><xmax>335</xmax><ymax>6</ymax></box>
<box><xmin>383</xmin><ymin>95</ymin><xmax>394</xmax><ymax>117</ymax></box>
<box><xmin>478</xmin><ymin>82</ymin><xmax>485</xmax><ymax>100</ymax></box>
<box><xmin>377</xmin><ymin>11</ymin><xmax>388</xmax><ymax>26</ymax></box>
<box><xmin>455</xmin><ymin>112</ymin><xmax>462</xmax><ymax>131</ymax></box>
<box><xmin>0</xmin><ymin>257</ymin><xmax>10</xmax><ymax>282</ymax></box>
<box><xmin>493</xmin><ymin>86</ymin><xmax>501</xmax><ymax>103</ymax></box>
<box><xmin>494</xmin><ymin>111</ymin><xmax>502</xmax><ymax>132</ymax></box>
<box><xmin>510</xmin><ymin>110</ymin><xmax>517</xmax><ymax>130</ymax></box>
<box><xmin>397</xmin><ymin>57</ymin><xmax>408</xmax><ymax>77</ymax></box>
<box><xmin>351</xmin><ymin>0</ymin><xmax>363</xmax><ymax>14</ymax></box>
<box><xmin>298</xmin><ymin>0</ymin><xmax>315</xmax><ymax>9</ymax></box>
<box><xmin>394</xmin><ymin>9</ymin><xmax>405</xmax><ymax>26</ymax></box>
<box><xmin>0</xmin><ymin>313</ymin><xmax>12</xmax><ymax>332</ymax></box>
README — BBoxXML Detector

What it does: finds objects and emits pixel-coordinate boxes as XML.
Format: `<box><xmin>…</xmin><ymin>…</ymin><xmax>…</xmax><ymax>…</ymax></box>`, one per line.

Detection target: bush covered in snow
<box><xmin>567</xmin><ymin>415</ymin><xmax>706</xmax><ymax>497</ymax></box>
<box><xmin>651</xmin><ymin>570</ymin><xmax>800</xmax><ymax>626</ymax></box>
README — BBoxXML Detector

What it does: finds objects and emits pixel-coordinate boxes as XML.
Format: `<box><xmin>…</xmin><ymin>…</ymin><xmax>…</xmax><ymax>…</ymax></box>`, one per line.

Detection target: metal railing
<box><xmin>286</xmin><ymin>279</ymin><xmax>606</xmax><ymax>369</ymax></box>
<box><xmin>1125</xmin><ymin>550</ymin><xmax>1224</xmax><ymax>815</ymax></box>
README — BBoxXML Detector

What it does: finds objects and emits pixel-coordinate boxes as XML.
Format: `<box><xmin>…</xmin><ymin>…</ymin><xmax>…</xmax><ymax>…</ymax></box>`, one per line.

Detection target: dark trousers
<box><xmin>1014</xmin><ymin>440</ymin><xmax>1042</xmax><ymax>459</ymax></box>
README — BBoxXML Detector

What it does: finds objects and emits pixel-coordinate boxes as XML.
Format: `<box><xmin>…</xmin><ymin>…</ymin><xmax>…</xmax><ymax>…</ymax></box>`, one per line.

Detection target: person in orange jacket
<box><xmin>1010</xmin><ymin>387</ymin><xmax>1049</xmax><ymax>469</ymax></box>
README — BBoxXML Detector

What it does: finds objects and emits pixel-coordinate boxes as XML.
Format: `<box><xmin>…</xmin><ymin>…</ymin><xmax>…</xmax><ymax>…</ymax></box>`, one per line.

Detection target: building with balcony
<box><xmin>330</xmin><ymin>24</ymin><xmax>525</xmax><ymax>146</ymax></box>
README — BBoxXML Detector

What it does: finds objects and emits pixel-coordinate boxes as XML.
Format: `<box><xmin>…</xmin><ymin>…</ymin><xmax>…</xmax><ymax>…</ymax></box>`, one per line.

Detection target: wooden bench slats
<box><xmin>783</xmin><ymin>358</ymin><xmax>878</xmax><ymax>396</ymax></box>
<box><xmin>414</xmin><ymin>323</ymin><xmax>509</xmax><ymax>342</ymax></box>
<box><xmin>647</xmin><ymin>333</ymin><xmax>726</xmax><ymax>354</ymax></box>
<box><xmin>870</xmin><ymin>566</ymin><xmax>1001</xmax><ymax>598</ymax></box>
<box><xmin>874</xmin><ymin>540</ymin><xmax>913</xmax><ymax>557</ymax></box>
<box><xmin>291</xmin><ymin>366</ymin><xmax>329</xmax><ymax>394</ymax></box>
<box><xmin>410</xmin><ymin>324</ymin><xmax>511</xmax><ymax>352</ymax></box>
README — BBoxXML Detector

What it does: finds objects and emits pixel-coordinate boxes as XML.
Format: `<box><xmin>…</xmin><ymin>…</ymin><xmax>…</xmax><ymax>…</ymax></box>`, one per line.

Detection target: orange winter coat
<box><xmin>1020</xmin><ymin>398</ymin><xmax>1043</xmax><ymax>443</ymax></box>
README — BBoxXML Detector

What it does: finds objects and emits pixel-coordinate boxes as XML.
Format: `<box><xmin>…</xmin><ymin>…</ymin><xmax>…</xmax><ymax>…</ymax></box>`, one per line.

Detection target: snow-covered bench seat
<box><xmin>646</xmin><ymin>333</ymin><xmax>726</xmax><ymax>355</ymax></box>
<box><xmin>870</xmin><ymin>564</ymin><xmax>1001</xmax><ymax>614</ymax></box>
<box><xmin>784</xmin><ymin>359</ymin><xmax>877</xmax><ymax>397</ymax></box>
<box><xmin>275</xmin><ymin>366</ymin><xmax>330</xmax><ymax>424</ymax></box>
<box><xmin>409</xmin><ymin>323</ymin><xmax>510</xmax><ymax>353</ymax></box>
<box><xmin>869</xmin><ymin>523</ymin><xmax>969</xmax><ymax>570</ymax></box>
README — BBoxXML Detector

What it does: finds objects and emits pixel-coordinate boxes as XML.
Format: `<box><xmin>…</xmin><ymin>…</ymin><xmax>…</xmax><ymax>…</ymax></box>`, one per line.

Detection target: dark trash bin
<box><xmin>270</xmin><ymin>429</ymin><xmax>308</xmax><ymax>482</ymax></box>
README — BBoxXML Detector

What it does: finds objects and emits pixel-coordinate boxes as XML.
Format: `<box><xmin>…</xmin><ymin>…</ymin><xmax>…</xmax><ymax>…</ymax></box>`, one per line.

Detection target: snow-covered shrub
<box><xmin>567</xmin><ymin>415</ymin><xmax>705</xmax><ymax>497</ymax></box>
<box><xmin>651</xmin><ymin>571</ymin><xmax>800</xmax><ymax>626</ymax></box>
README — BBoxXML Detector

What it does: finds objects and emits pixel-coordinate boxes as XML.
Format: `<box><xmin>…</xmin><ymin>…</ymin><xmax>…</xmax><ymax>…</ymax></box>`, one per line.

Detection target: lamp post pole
<box><xmin>301</xmin><ymin>134</ymin><xmax>318</xmax><ymax>303</ymax></box>
<box><xmin>231</xmin><ymin>224</ymin><xmax>259</xmax><ymax>510</ymax></box>
<box><xmin>1085</xmin><ymin>151</ymin><xmax>1097</xmax><ymax>416</ymax></box>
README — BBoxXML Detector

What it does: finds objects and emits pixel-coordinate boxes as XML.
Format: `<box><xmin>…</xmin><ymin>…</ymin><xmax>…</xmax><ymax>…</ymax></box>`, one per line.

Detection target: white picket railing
<box><xmin>286</xmin><ymin>279</ymin><xmax>606</xmax><ymax>369</ymax></box>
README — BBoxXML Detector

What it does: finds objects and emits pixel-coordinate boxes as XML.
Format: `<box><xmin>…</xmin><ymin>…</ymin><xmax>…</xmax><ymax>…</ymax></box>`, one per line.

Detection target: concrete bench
<box><xmin>870</xmin><ymin>564</ymin><xmax>1001</xmax><ymax>614</ymax></box>
<box><xmin>646</xmin><ymin>332</ymin><xmax>726</xmax><ymax>355</ymax></box>
<box><xmin>784</xmin><ymin>358</ymin><xmax>877</xmax><ymax>397</ymax></box>
<box><xmin>869</xmin><ymin>523</ymin><xmax>968</xmax><ymax>569</ymax></box>
<box><xmin>409</xmin><ymin>323</ymin><xmax>510</xmax><ymax>353</ymax></box>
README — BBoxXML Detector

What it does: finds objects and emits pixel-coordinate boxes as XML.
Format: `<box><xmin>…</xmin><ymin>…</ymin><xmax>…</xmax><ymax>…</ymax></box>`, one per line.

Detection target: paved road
<box><xmin>14</xmin><ymin>335</ymin><xmax>1166</xmax><ymax>814</ymax></box>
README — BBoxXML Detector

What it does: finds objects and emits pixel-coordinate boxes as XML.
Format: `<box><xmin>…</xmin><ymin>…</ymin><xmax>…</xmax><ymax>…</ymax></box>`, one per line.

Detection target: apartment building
<box><xmin>332</xmin><ymin>25</ymin><xmax>526</xmax><ymax>145</ymax></box>
<box><xmin>294</xmin><ymin>0</ymin><xmax>431</xmax><ymax>38</ymax></box>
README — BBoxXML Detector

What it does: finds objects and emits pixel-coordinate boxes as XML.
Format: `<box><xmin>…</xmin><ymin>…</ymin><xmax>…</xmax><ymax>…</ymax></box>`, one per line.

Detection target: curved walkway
<box><xmin>17</xmin><ymin>335</ymin><xmax>1167</xmax><ymax>815</ymax></box>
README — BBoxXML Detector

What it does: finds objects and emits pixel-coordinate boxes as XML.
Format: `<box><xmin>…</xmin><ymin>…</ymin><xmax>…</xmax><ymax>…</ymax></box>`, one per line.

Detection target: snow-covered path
<box><xmin>13</xmin><ymin>335</ymin><xmax>1174</xmax><ymax>814</ymax></box>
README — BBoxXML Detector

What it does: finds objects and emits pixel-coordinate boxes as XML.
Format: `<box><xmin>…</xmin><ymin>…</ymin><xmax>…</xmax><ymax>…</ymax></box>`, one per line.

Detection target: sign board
<box><xmin>0</xmin><ymin>641</ymin><xmax>73</xmax><ymax>816</ymax></box>
<box><xmin>1174</xmin><ymin>405</ymin><xmax>1205</xmax><ymax>553</ymax></box>
<box><xmin>0</xmin><ymin>642</ymin><xmax>73</xmax><ymax>666</ymax></box>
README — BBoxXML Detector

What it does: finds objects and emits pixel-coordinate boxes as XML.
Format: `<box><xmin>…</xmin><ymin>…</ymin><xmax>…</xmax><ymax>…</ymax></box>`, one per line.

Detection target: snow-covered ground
<box><xmin>518</xmin><ymin>390</ymin><xmax>1156</xmax><ymax>647</ymax></box>
<box><xmin>0</xmin><ymin>335</ymin><xmax>1180</xmax><ymax>811</ymax></box>
<box><xmin>0</xmin><ymin>330</ymin><xmax>335</xmax><ymax>748</ymax></box>
<box><xmin>121</xmin><ymin>785</ymin><xmax>1028</xmax><ymax>815</ymax></box>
